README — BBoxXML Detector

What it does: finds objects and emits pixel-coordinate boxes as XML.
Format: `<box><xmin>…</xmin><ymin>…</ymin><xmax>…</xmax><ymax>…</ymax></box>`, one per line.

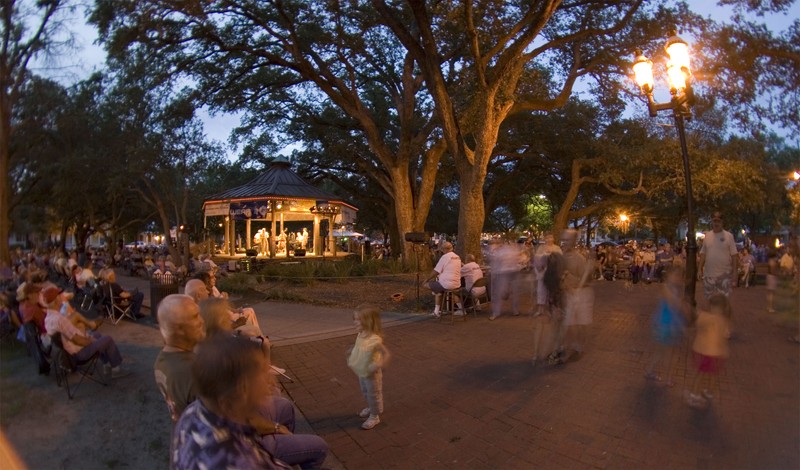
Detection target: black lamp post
<box><xmin>633</xmin><ymin>30</ymin><xmax>697</xmax><ymax>305</ymax></box>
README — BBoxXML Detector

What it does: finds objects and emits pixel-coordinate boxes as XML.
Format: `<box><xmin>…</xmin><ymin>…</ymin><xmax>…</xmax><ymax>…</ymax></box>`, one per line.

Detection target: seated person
<box><xmin>157</xmin><ymin>295</ymin><xmax>327</xmax><ymax>469</ymax></box>
<box><xmin>42</xmin><ymin>285</ymin><xmax>128</xmax><ymax>379</ymax></box>
<box><xmin>19</xmin><ymin>282</ymin><xmax>47</xmax><ymax>335</ymax></box>
<box><xmin>103</xmin><ymin>269</ymin><xmax>145</xmax><ymax>318</ymax></box>
<box><xmin>200</xmin><ymin>298</ymin><xmax>264</xmax><ymax>341</ymax></box>
<box><xmin>188</xmin><ymin>276</ymin><xmax>262</xmax><ymax>334</ymax></box>
<box><xmin>460</xmin><ymin>254</ymin><xmax>487</xmax><ymax>298</ymax></box>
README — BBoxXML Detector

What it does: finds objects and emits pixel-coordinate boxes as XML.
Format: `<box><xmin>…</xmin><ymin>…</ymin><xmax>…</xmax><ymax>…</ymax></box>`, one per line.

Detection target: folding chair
<box><xmin>464</xmin><ymin>277</ymin><xmax>489</xmax><ymax>318</ymax></box>
<box><xmin>50</xmin><ymin>332</ymin><xmax>106</xmax><ymax>399</ymax></box>
<box><xmin>100</xmin><ymin>281</ymin><xmax>135</xmax><ymax>325</ymax></box>
<box><xmin>74</xmin><ymin>278</ymin><xmax>98</xmax><ymax>313</ymax></box>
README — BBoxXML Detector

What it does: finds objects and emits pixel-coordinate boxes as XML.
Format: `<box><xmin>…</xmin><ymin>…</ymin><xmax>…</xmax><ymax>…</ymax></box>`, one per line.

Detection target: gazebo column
<box><xmin>223</xmin><ymin>216</ymin><xmax>230</xmax><ymax>255</ymax></box>
<box><xmin>270</xmin><ymin>209</ymin><xmax>277</xmax><ymax>258</ymax></box>
<box><xmin>329</xmin><ymin>217</ymin><xmax>336</xmax><ymax>256</ymax></box>
<box><xmin>229</xmin><ymin>217</ymin><xmax>236</xmax><ymax>256</ymax></box>
<box><xmin>313</xmin><ymin>215</ymin><xmax>321</xmax><ymax>256</ymax></box>
<box><xmin>246</xmin><ymin>219</ymin><xmax>251</xmax><ymax>249</ymax></box>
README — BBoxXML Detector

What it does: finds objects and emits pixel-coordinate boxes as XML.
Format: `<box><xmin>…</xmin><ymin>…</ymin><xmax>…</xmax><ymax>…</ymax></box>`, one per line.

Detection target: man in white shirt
<box><xmin>699</xmin><ymin>211</ymin><xmax>738</xmax><ymax>300</ymax></box>
<box><xmin>424</xmin><ymin>242</ymin><xmax>463</xmax><ymax>318</ymax></box>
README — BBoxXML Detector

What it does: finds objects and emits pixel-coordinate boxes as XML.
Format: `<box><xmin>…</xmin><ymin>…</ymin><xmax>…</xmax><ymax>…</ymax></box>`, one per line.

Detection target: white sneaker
<box><xmin>361</xmin><ymin>415</ymin><xmax>380</xmax><ymax>430</ymax></box>
<box><xmin>430</xmin><ymin>310</ymin><xmax>441</xmax><ymax>318</ymax></box>
<box><xmin>358</xmin><ymin>408</ymin><xmax>370</xmax><ymax>418</ymax></box>
<box><xmin>111</xmin><ymin>367</ymin><xmax>131</xmax><ymax>379</ymax></box>
<box><xmin>454</xmin><ymin>310</ymin><xmax>465</xmax><ymax>316</ymax></box>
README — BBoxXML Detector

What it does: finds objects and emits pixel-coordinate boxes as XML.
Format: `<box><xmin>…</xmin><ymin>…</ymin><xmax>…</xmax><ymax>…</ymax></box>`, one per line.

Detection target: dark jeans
<box><xmin>73</xmin><ymin>332</ymin><xmax>123</xmax><ymax>368</ymax></box>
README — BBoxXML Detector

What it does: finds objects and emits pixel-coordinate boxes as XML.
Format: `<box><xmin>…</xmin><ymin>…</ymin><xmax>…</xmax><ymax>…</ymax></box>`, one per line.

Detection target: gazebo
<box><xmin>202</xmin><ymin>157</ymin><xmax>357</xmax><ymax>258</ymax></box>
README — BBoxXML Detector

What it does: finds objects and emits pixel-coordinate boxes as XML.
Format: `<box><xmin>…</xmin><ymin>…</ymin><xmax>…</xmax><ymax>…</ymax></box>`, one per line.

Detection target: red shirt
<box><xmin>19</xmin><ymin>300</ymin><xmax>46</xmax><ymax>334</ymax></box>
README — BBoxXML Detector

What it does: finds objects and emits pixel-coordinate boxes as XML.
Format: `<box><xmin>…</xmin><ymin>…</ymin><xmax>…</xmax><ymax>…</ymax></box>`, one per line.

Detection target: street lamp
<box><xmin>619</xmin><ymin>214</ymin><xmax>630</xmax><ymax>238</ymax></box>
<box><xmin>633</xmin><ymin>29</ymin><xmax>697</xmax><ymax>305</ymax></box>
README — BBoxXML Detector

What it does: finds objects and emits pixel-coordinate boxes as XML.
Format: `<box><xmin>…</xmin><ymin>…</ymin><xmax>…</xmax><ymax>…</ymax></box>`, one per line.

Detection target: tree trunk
<box><xmin>388</xmin><ymin>165</ymin><xmax>427</xmax><ymax>267</ymax></box>
<box><xmin>456</xmin><ymin>171</ymin><xmax>487</xmax><ymax>261</ymax></box>
<box><xmin>0</xmin><ymin>92</ymin><xmax>11</xmax><ymax>265</ymax></box>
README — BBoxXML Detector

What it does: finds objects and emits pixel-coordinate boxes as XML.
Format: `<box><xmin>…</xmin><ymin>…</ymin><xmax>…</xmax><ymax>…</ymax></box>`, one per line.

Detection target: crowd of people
<box><xmin>422</xmin><ymin>212</ymin><xmax>799</xmax><ymax>407</ymax></box>
<box><xmin>1</xmin><ymin>215</ymin><xmax>797</xmax><ymax>466</ymax></box>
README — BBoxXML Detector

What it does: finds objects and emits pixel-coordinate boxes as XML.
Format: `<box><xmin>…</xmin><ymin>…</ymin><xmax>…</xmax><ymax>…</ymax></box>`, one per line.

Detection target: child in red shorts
<box><xmin>686</xmin><ymin>294</ymin><xmax>730</xmax><ymax>408</ymax></box>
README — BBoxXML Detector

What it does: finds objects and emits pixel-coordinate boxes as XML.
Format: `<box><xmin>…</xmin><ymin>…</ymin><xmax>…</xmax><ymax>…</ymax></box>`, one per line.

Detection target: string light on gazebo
<box><xmin>309</xmin><ymin>204</ymin><xmax>341</xmax><ymax>216</ymax></box>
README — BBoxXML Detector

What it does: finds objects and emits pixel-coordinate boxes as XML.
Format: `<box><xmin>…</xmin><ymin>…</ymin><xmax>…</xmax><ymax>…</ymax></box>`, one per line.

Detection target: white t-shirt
<box><xmin>45</xmin><ymin>310</ymin><xmax>85</xmax><ymax>355</ymax></box>
<box><xmin>460</xmin><ymin>261</ymin><xmax>485</xmax><ymax>293</ymax></box>
<box><xmin>434</xmin><ymin>251</ymin><xmax>462</xmax><ymax>290</ymax></box>
<box><xmin>700</xmin><ymin>230</ymin><xmax>737</xmax><ymax>278</ymax></box>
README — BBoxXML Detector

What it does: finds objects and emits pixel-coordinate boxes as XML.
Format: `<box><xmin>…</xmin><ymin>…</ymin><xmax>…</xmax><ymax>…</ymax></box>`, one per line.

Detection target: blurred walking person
<box><xmin>685</xmin><ymin>294</ymin><xmax>730</xmax><ymax>409</ymax></box>
<box><xmin>644</xmin><ymin>267</ymin><xmax>688</xmax><ymax>386</ymax></box>
<box><xmin>488</xmin><ymin>240</ymin><xmax>526</xmax><ymax>320</ymax></box>
<box><xmin>554</xmin><ymin>229</ymin><xmax>595</xmax><ymax>363</ymax></box>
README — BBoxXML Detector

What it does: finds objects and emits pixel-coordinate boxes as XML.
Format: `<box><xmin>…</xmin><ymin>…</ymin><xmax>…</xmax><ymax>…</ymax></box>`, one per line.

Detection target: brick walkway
<box><xmin>273</xmin><ymin>281</ymin><xmax>799</xmax><ymax>469</ymax></box>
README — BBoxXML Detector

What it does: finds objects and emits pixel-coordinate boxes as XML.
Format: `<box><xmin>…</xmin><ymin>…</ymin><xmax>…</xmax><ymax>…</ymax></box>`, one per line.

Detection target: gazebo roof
<box><xmin>205</xmin><ymin>157</ymin><xmax>349</xmax><ymax>205</ymax></box>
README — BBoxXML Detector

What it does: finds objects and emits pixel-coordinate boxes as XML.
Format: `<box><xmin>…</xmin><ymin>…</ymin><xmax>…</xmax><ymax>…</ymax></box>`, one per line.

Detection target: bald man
<box><xmin>154</xmin><ymin>294</ymin><xmax>329</xmax><ymax>468</ymax></box>
<box><xmin>154</xmin><ymin>294</ymin><xmax>206</xmax><ymax>421</ymax></box>
<box><xmin>424</xmin><ymin>241</ymin><xmax>463</xmax><ymax>317</ymax></box>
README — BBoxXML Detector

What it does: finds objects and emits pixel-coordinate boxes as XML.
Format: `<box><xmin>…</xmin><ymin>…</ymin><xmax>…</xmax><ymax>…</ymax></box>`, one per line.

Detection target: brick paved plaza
<box><xmin>2</xmin><ymin>275</ymin><xmax>797</xmax><ymax>469</ymax></box>
<box><xmin>274</xmin><ymin>281</ymin><xmax>799</xmax><ymax>469</ymax></box>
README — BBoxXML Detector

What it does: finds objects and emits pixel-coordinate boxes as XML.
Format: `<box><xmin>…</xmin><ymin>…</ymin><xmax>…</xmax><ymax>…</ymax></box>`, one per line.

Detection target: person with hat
<box><xmin>43</xmin><ymin>285</ymin><xmax>128</xmax><ymax>379</ymax></box>
<box><xmin>18</xmin><ymin>282</ymin><xmax>47</xmax><ymax>335</ymax></box>
<box><xmin>424</xmin><ymin>241</ymin><xmax>463</xmax><ymax>318</ymax></box>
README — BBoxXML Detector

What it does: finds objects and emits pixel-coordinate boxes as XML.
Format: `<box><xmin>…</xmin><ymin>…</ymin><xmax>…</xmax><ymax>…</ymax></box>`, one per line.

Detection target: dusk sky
<box><xmin>35</xmin><ymin>1</ymin><xmax>800</xmax><ymax>155</ymax></box>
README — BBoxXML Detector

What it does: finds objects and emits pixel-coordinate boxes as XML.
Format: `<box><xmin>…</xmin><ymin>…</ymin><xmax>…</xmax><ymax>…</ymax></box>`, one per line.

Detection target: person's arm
<box><xmin>698</xmin><ymin>252</ymin><xmax>706</xmax><ymax>278</ymax></box>
<box><xmin>247</xmin><ymin>414</ymin><xmax>291</xmax><ymax>435</ymax></box>
<box><xmin>368</xmin><ymin>343</ymin><xmax>391</xmax><ymax>373</ymax></box>
<box><xmin>424</xmin><ymin>269</ymin><xmax>439</xmax><ymax>283</ymax></box>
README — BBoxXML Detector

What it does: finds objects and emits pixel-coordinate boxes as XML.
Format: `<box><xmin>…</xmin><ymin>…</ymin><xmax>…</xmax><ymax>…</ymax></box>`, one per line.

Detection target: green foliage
<box><xmin>216</xmin><ymin>273</ymin><xmax>259</xmax><ymax>293</ymax></box>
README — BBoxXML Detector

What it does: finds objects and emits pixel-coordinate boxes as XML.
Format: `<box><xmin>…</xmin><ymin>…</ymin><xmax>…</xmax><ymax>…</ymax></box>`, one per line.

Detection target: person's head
<box><xmin>192</xmin><ymin>334</ymin><xmax>274</xmax><ymax>422</ymax></box>
<box><xmin>707</xmin><ymin>293</ymin><xmax>731</xmax><ymax>318</ymax></box>
<box><xmin>466</xmin><ymin>254</ymin><xmax>476</xmax><ymax>263</ymax></box>
<box><xmin>560</xmin><ymin>229</ymin><xmax>578</xmax><ymax>251</ymax></box>
<box><xmin>23</xmin><ymin>282</ymin><xmax>42</xmax><ymax>303</ymax></box>
<box><xmin>105</xmin><ymin>269</ymin><xmax>117</xmax><ymax>283</ymax></box>
<box><xmin>194</xmin><ymin>271</ymin><xmax>212</xmax><ymax>289</ymax></box>
<box><xmin>663</xmin><ymin>266</ymin><xmax>683</xmax><ymax>286</ymax></box>
<box><xmin>440</xmin><ymin>241</ymin><xmax>453</xmax><ymax>253</ymax></box>
<box><xmin>185</xmin><ymin>279</ymin><xmax>210</xmax><ymax>303</ymax></box>
<box><xmin>157</xmin><ymin>294</ymin><xmax>206</xmax><ymax>348</ymax></box>
<box><xmin>353</xmin><ymin>304</ymin><xmax>382</xmax><ymax>336</ymax></box>
<box><xmin>199</xmin><ymin>298</ymin><xmax>233</xmax><ymax>337</ymax></box>
<box><xmin>544</xmin><ymin>233</ymin><xmax>554</xmax><ymax>245</ymax></box>
<box><xmin>41</xmin><ymin>284</ymin><xmax>64</xmax><ymax>310</ymax></box>
<box><xmin>710</xmin><ymin>211</ymin><xmax>724</xmax><ymax>233</ymax></box>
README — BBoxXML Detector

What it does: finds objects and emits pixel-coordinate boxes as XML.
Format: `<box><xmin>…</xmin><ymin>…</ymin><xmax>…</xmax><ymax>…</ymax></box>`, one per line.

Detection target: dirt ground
<box><xmin>0</xmin><ymin>274</ymin><xmax>426</xmax><ymax>469</ymax></box>
<box><xmin>250</xmin><ymin>273</ymin><xmax>431</xmax><ymax>314</ymax></box>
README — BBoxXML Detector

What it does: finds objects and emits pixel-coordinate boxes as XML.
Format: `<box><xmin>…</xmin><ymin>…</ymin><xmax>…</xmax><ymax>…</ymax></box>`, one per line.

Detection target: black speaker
<box><xmin>294</xmin><ymin>249</ymin><xmax>306</xmax><ymax>256</ymax></box>
<box><xmin>246</xmin><ymin>248</ymin><xmax>258</xmax><ymax>257</ymax></box>
<box><xmin>404</xmin><ymin>232</ymin><xmax>428</xmax><ymax>243</ymax></box>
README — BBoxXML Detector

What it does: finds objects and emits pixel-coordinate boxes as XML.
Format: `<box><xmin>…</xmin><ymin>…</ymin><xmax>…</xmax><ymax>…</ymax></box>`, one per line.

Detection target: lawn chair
<box><xmin>100</xmin><ymin>281</ymin><xmax>136</xmax><ymax>325</ymax></box>
<box><xmin>50</xmin><ymin>332</ymin><xmax>106</xmax><ymax>399</ymax></box>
